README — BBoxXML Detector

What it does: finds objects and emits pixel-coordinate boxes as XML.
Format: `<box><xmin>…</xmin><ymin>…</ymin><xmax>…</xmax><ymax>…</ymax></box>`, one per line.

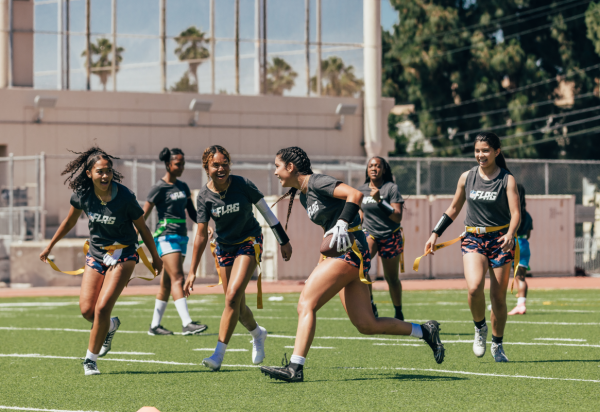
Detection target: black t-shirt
<box><xmin>70</xmin><ymin>182</ymin><xmax>144</xmax><ymax>261</ymax></box>
<box><xmin>517</xmin><ymin>211</ymin><xmax>533</xmax><ymax>238</ymax></box>
<box><xmin>147</xmin><ymin>179</ymin><xmax>191</xmax><ymax>237</ymax></box>
<box><xmin>196</xmin><ymin>175</ymin><xmax>263</xmax><ymax>246</ymax></box>
<box><xmin>358</xmin><ymin>181</ymin><xmax>404</xmax><ymax>238</ymax></box>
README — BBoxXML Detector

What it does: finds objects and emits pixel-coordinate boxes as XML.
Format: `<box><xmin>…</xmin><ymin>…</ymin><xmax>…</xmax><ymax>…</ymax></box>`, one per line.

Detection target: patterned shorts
<box><xmin>324</xmin><ymin>232</ymin><xmax>372</xmax><ymax>277</ymax></box>
<box><xmin>461</xmin><ymin>230</ymin><xmax>515</xmax><ymax>269</ymax></box>
<box><xmin>215</xmin><ymin>235</ymin><xmax>263</xmax><ymax>267</ymax></box>
<box><xmin>85</xmin><ymin>252</ymin><xmax>139</xmax><ymax>275</ymax></box>
<box><xmin>364</xmin><ymin>230</ymin><xmax>403</xmax><ymax>259</ymax></box>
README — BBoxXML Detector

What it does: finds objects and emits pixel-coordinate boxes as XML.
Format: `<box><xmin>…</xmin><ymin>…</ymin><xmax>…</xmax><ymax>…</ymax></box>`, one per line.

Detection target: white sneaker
<box><xmin>251</xmin><ymin>326</ymin><xmax>268</xmax><ymax>365</ymax></box>
<box><xmin>99</xmin><ymin>317</ymin><xmax>120</xmax><ymax>357</ymax></box>
<box><xmin>491</xmin><ymin>342</ymin><xmax>509</xmax><ymax>362</ymax></box>
<box><xmin>473</xmin><ymin>325</ymin><xmax>488</xmax><ymax>357</ymax></box>
<box><xmin>82</xmin><ymin>358</ymin><xmax>100</xmax><ymax>376</ymax></box>
<box><xmin>202</xmin><ymin>355</ymin><xmax>222</xmax><ymax>372</ymax></box>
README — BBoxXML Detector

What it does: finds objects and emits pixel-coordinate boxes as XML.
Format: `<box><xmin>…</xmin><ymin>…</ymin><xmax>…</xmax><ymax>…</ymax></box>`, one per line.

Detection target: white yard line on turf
<box><xmin>0</xmin><ymin>406</ymin><xmax>102</xmax><ymax>412</ymax></box>
<box><xmin>534</xmin><ymin>338</ymin><xmax>587</xmax><ymax>342</ymax></box>
<box><xmin>284</xmin><ymin>346</ymin><xmax>335</xmax><ymax>349</ymax></box>
<box><xmin>374</xmin><ymin>341</ymin><xmax>600</xmax><ymax>348</ymax></box>
<box><xmin>107</xmin><ymin>352</ymin><xmax>154</xmax><ymax>355</ymax></box>
<box><xmin>0</xmin><ymin>301</ymin><xmax>140</xmax><ymax>308</ymax></box>
<box><xmin>193</xmin><ymin>348</ymin><xmax>248</xmax><ymax>352</ymax></box>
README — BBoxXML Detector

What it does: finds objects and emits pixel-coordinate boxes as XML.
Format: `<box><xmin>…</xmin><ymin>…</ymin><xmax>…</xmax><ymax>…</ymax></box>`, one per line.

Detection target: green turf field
<box><xmin>0</xmin><ymin>288</ymin><xmax>599</xmax><ymax>411</ymax></box>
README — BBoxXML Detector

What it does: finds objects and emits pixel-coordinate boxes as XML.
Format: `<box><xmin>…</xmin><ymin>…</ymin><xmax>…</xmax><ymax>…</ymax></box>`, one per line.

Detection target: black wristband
<box><xmin>377</xmin><ymin>200</ymin><xmax>395</xmax><ymax>215</ymax></box>
<box><xmin>339</xmin><ymin>202</ymin><xmax>360</xmax><ymax>224</ymax></box>
<box><xmin>432</xmin><ymin>213</ymin><xmax>453</xmax><ymax>236</ymax></box>
<box><xmin>271</xmin><ymin>222</ymin><xmax>290</xmax><ymax>246</ymax></box>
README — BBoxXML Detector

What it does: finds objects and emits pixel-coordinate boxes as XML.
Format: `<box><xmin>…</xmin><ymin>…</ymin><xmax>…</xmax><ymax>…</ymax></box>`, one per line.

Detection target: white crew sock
<box><xmin>410</xmin><ymin>323</ymin><xmax>423</xmax><ymax>339</ymax></box>
<box><xmin>108</xmin><ymin>317</ymin><xmax>118</xmax><ymax>333</ymax></box>
<box><xmin>290</xmin><ymin>355</ymin><xmax>305</xmax><ymax>366</ymax></box>
<box><xmin>213</xmin><ymin>341</ymin><xmax>227</xmax><ymax>362</ymax></box>
<box><xmin>85</xmin><ymin>350</ymin><xmax>98</xmax><ymax>362</ymax></box>
<box><xmin>517</xmin><ymin>297</ymin><xmax>527</xmax><ymax>306</ymax></box>
<box><xmin>151</xmin><ymin>299</ymin><xmax>168</xmax><ymax>328</ymax></box>
<box><xmin>174</xmin><ymin>297</ymin><xmax>193</xmax><ymax>327</ymax></box>
<box><xmin>250</xmin><ymin>324</ymin><xmax>263</xmax><ymax>339</ymax></box>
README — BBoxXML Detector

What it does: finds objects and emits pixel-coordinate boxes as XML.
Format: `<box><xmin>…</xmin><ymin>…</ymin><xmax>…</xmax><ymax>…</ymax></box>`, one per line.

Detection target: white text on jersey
<box><xmin>212</xmin><ymin>203</ymin><xmax>240</xmax><ymax>218</ymax></box>
<box><xmin>362</xmin><ymin>196</ymin><xmax>377</xmax><ymax>204</ymax></box>
<box><xmin>169</xmin><ymin>191</ymin><xmax>186</xmax><ymax>201</ymax></box>
<box><xmin>89</xmin><ymin>213</ymin><xmax>116</xmax><ymax>224</ymax></box>
<box><xmin>470</xmin><ymin>190</ymin><xmax>498</xmax><ymax>201</ymax></box>
<box><xmin>307</xmin><ymin>201</ymin><xmax>319</xmax><ymax>219</ymax></box>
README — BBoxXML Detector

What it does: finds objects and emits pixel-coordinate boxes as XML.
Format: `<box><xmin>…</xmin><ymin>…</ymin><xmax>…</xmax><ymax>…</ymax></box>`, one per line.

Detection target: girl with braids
<box><xmin>508</xmin><ymin>183</ymin><xmax>533</xmax><ymax>316</ymax></box>
<box><xmin>39</xmin><ymin>147</ymin><xmax>163</xmax><ymax>375</ymax></box>
<box><xmin>358</xmin><ymin>156</ymin><xmax>405</xmax><ymax>320</ymax></box>
<box><xmin>184</xmin><ymin>145</ymin><xmax>292</xmax><ymax>371</ymax></box>
<box><xmin>421</xmin><ymin>132</ymin><xmax>520</xmax><ymax>362</ymax></box>
<box><xmin>260</xmin><ymin>147</ymin><xmax>444</xmax><ymax>383</ymax></box>
<box><xmin>141</xmin><ymin>148</ymin><xmax>208</xmax><ymax>336</ymax></box>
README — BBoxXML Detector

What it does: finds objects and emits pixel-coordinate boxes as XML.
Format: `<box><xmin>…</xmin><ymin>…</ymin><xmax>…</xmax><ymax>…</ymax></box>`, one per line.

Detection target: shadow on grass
<box><xmin>509</xmin><ymin>360</ymin><xmax>600</xmax><ymax>363</ymax></box>
<box><xmin>106</xmin><ymin>369</ymin><xmax>243</xmax><ymax>375</ymax></box>
<box><xmin>440</xmin><ymin>333</ymin><xmax>472</xmax><ymax>336</ymax></box>
<box><xmin>345</xmin><ymin>374</ymin><xmax>466</xmax><ymax>382</ymax></box>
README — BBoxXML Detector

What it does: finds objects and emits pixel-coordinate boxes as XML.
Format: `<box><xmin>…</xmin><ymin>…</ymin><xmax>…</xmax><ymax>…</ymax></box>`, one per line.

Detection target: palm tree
<box><xmin>170</xmin><ymin>72</ymin><xmax>197</xmax><ymax>93</ymax></box>
<box><xmin>81</xmin><ymin>38</ymin><xmax>124</xmax><ymax>91</ymax></box>
<box><xmin>174</xmin><ymin>26</ymin><xmax>210</xmax><ymax>92</ymax></box>
<box><xmin>266</xmin><ymin>57</ymin><xmax>298</xmax><ymax>95</ymax></box>
<box><xmin>310</xmin><ymin>56</ymin><xmax>363</xmax><ymax>97</ymax></box>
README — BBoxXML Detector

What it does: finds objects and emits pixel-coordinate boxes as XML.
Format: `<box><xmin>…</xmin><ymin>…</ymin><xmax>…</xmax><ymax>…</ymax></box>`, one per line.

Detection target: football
<box><xmin>320</xmin><ymin>232</ymin><xmax>355</xmax><ymax>258</ymax></box>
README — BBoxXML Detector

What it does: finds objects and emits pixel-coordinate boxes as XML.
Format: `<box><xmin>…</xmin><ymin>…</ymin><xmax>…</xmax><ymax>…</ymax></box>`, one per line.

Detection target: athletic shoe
<box><xmin>508</xmin><ymin>305</ymin><xmax>526</xmax><ymax>315</ymax></box>
<box><xmin>251</xmin><ymin>326</ymin><xmax>268</xmax><ymax>365</ymax></box>
<box><xmin>202</xmin><ymin>355</ymin><xmax>222</xmax><ymax>372</ymax></box>
<box><xmin>260</xmin><ymin>354</ymin><xmax>304</xmax><ymax>383</ymax></box>
<box><xmin>473</xmin><ymin>325</ymin><xmax>488</xmax><ymax>358</ymax></box>
<box><xmin>420</xmin><ymin>320</ymin><xmax>445</xmax><ymax>364</ymax></box>
<box><xmin>98</xmin><ymin>317</ymin><xmax>120</xmax><ymax>358</ymax></box>
<box><xmin>148</xmin><ymin>324</ymin><xmax>174</xmax><ymax>336</ymax></box>
<box><xmin>182</xmin><ymin>321</ymin><xmax>208</xmax><ymax>336</ymax></box>
<box><xmin>491</xmin><ymin>342</ymin><xmax>509</xmax><ymax>362</ymax></box>
<box><xmin>371</xmin><ymin>301</ymin><xmax>379</xmax><ymax>318</ymax></box>
<box><xmin>83</xmin><ymin>358</ymin><xmax>100</xmax><ymax>376</ymax></box>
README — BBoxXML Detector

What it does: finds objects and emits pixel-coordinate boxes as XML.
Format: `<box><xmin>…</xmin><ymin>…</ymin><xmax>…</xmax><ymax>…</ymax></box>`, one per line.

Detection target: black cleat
<box><xmin>182</xmin><ymin>321</ymin><xmax>208</xmax><ymax>336</ymax></box>
<box><xmin>371</xmin><ymin>301</ymin><xmax>379</xmax><ymax>318</ymax></box>
<box><xmin>148</xmin><ymin>324</ymin><xmax>174</xmax><ymax>336</ymax></box>
<box><xmin>260</xmin><ymin>354</ymin><xmax>304</xmax><ymax>383</ymax></box>
<box><xmin>421</xmin><ymin>320</ymin><xmax>445</xmax><ymax>364</ymax></box>
<box><xmin>82</xmin><ymin>358</ymin><xmax>100</xmax><ymax>375</ymax></box>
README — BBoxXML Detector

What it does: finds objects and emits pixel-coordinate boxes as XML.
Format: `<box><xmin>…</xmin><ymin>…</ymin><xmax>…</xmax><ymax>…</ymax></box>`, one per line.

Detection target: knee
<box><xmin>80</xmin><ymin>306</ymin><xmax>94</xmax><ymax>322</ymax></box>
<box><xmin>467</xmin><ymin>286</ymin><xmax>483</xmax><ymax>298</ymax></box>
<box><xmin>94</xmin><ymin>301</ymin><xmax>111</xmax><ymax>320</ymax></box>
<box><xmin>490</xmin><ymin>291</ymin><xmax>506</xmax><ymax>305</ymax></box>
<box><xmin>354</xmin><ymin>321</ymin><xmax>376</xmax><ymax>335</ymax></box>
<box><xmin>170</xmin><ymin>276</ymin><xmax>184</xmax><ymax>289</ymax></box>
<box><xmin>385</xmin><ymin>273</ymin><xmax>400</xmax><ymax>287</ymax></box>
<box><xmin>225</xmin><ymin>289</ymin><xmax>243</xmax><ymax>309</ymax></box>
<box><xmin>296</xmin><ymin>299</ymin><xmax>316</xmax><ymax>317</ymax></box>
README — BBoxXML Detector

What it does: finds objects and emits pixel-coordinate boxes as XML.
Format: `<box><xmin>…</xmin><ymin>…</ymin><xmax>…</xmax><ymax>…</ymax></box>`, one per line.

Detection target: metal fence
<box><xmin>575</xmin><ymin>237</ymin><xmax>600</xmax><ymax>273</ymax></box>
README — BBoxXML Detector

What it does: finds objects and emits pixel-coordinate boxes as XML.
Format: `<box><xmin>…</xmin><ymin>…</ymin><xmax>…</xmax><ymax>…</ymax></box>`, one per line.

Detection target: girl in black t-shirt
<box><xmin>39</xmin><ymin>147</ymin><xmax>162</xmax><ymax>376</ymax></box>
<box><xmin>141</xmin><ymin>148</ymin><xmax>208</xmax><ymax>337</ymax></box>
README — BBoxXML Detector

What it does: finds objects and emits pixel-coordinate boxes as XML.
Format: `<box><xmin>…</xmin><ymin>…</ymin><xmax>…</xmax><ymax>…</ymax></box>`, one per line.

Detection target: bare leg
<box><xmin>516</xmin><ymin>266</ymin><xmax>528</xmax><ymax>298</ymax></box>
<box><xmin>489</xmin><ymin>263</ymin><xmax>511</xmax><ymax>338</ymax></box>
<box><xmin>79</xmin><ymin>266</ymin><xmax>105</xmax><ymax>323</ymax></box>
<box><xmin>381</xmin><ymin>255</ymin><xmax>402</xmax><ymax>307</ymax></box>
<box><xmin>88</xmin><ymin>260</ymin><xmax>136</xmax><ymax>354</ymax></box>
<box><xmin>463</xmin><ymin>253</ymin><xmax>489</xmax><ymax>322</ymax></box>
<box><xmin>159</xmin><ymin>253</ymin><xmax>184</xmax><ymax>301</ymax></box>
<box><xmin>366</xmin><ymin>236</ymin><xmax>378</xmax><ymax>299</ymax></box>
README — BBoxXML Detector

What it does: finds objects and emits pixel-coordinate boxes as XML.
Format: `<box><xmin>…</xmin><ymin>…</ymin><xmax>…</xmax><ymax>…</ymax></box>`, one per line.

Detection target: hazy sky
<box><xmin>34</xmin><ymin>0</ymin><xmax>399</xmax><ymax>95</ymax></box>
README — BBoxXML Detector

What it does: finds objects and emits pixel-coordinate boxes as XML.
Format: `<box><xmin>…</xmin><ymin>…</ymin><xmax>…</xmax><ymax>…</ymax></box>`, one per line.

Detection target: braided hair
<box><xmin>272</xmin><ymin>147</ymin><xmax>313</xmax><ymax>230</ymax></box>
<box><xmin>202</xmin><ymin>145</ymin><xmax>231</xmax><ymax>175</ymax></box>
<box><xmin>159</xmin><ymin>147</ymin><xmax>184</xmax><ymax>171</ymax></box>
<box><xmin>61</xmin><ymin>146</ymin><xmax>122</xmax><ymax>194</ymax></box>
<box><xmin>364</xmin><ymin>156</ymin><xmax>394</xmax><ymax>184</ymax></box>
<box><xmin>475</xmin><ymin>132</ymin><xmax>510</xmax><ymax>173</ymax></box>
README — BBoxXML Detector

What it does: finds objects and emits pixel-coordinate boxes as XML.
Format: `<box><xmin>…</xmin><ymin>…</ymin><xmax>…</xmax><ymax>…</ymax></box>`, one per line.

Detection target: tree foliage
<box><xmin>311</xmin><ymin>56</ymin><xmax>364</xmax><ymax>97</ymax></box>
<box><xmin>383</xmin><ymin>0</ymin><xmax>600</xmax><ymax>159</ymax></box>
<box><xmin>81</xmin><ymin>38</ymin><xmax>124</xmax><ymax>91</ymax></box>
<box><xmin>267</xmin><ymin>57</ymin><xmax>298</xmax><ymax>95</ymax></box>
<box><xmin>174</xmin><ymin>26</ymin><xmax>210</xmax><ymax>92</ymax></box>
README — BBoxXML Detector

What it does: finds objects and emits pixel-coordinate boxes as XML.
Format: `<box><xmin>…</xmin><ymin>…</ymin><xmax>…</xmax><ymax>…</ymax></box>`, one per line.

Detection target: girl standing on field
<box><xmin>260</xmin><ymin>147</ymin><xmax>444</xmax><ymax>383</ymax></box>
<box><xmin>508</xmin><ymin>183</ymin><xmax>532</xmax><ymax>316</ymax></box>
<box><xmin>358</xmin><ymin>156</ymin><xmax>405</xmax><ymax>320</ymax></box>
<box><xmin>422</xmin><ymin>132</ymin><xmax>520</xmax><ymax>362</ymax></box>
<box><xmin>39</xmin><ymin>147</ymin><xmax>162</xmax><ymax>375</ymax></box>
<box><xmin>142</xmin><ymin>147</ymin><xmax>208</xmax><ymax>336</ymax></box>
<box><xmin>184</xmin><ymin>145</ymin><xmax>293</xmax><ymax>371</ymax></box>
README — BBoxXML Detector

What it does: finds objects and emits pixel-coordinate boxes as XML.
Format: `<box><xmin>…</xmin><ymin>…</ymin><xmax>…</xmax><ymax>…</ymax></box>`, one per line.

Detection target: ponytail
<box><xmin>474</xmin><ymin>132</ymin><xmax>510</xmax><ymax>173</ymax></box>
<box><xmin>159</xmin><ymin>147</ymin><xmax>184</xmax><ymax>171</ymax></box>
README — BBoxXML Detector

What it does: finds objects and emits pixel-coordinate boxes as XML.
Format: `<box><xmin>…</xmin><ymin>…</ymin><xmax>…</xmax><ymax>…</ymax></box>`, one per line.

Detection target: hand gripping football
<box><xmin>320</xmin><ymin>232</ymin><xmax>355</xmax><ymax>258</ymax></box>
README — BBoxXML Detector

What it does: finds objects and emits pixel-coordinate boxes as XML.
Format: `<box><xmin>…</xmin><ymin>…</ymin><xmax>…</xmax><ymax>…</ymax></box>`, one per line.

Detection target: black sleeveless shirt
<box><xmin>464</xmin><ymin>166</ymin><xmax>512</xmax><ymax>228</ymax></box>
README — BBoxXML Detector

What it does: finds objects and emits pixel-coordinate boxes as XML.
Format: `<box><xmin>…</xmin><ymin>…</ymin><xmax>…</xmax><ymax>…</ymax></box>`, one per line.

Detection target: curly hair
<box><xmin>202</xmin><ymin>145</ymin><xmax>231</xmax><ymax>175</ymax></box>
<box><xmin>61</xmin><ymin>146</ymin><xmax>122</xmax><ymax>194</ymax></box>
<box><xmin>159</xmin><ymin>147</ymin><xmax>185</xmax><ymax>171</ymax></box>
<box><xmin>271</xmin><ymin>147</ymin><xmax>313</xmax><ymax>230</ymax></box>
<box><xmin>364</xmin><ymin>156</ymin><xmax>394</xmax><ymax>184</ymax></box>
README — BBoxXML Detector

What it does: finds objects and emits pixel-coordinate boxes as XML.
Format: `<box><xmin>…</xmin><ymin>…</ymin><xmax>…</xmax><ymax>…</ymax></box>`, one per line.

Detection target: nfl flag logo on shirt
<box><xmin>470</xmin><ymin>190</ymin><xmax>478</xmax><ymax>200</ymax></box>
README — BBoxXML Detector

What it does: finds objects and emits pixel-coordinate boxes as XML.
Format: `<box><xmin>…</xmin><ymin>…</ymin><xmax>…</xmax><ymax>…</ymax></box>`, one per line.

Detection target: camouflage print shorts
<box><xmin>461</xmin><ymin>230</ymin><xmax>514</xmax><ymax>269</ymax></box>
<box><xmin>365</xmin><ymin>230</ymin><xmax>403</xmax><ymax>259</ymax></box>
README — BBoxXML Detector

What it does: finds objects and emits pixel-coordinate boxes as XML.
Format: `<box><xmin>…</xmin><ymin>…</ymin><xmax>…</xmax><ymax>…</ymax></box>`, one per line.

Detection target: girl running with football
<box><xmin>184</xmin><ymin>145</ymin><xmax>292</xmax><ymax>371</ymax></box>
<box><xmin>39</xmin><ymin>147</ymin><xmax>163</xmax><ymax>375</ymax></box>
<box><xmin>508</xmin><ymin>184</ymin><xmax>532</xmax><ymax>316</ymax></box>
<box><xmin>260</xmin><ymin>147</ymin><xmax>444</xmax><ymax>383</ymax></box>
<box><xmin>142</xmin><ymin>147</ymin><xmax>208</xmax><ymax>336</ymax></box>
<box><xmin>358</xmin><ymin>156</ymin><xmax>405</xmax><ymax>320</ymax></box>
<box><xmin>423</xmin><ymin>132</ymin><xmax>520</xmax><ymax>362</ymax></box>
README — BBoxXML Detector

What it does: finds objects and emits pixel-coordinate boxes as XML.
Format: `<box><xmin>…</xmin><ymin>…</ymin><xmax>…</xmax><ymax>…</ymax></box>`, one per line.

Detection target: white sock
<box><xmin>151</xmin><ymin>299</ymin><xmax>168</xmax><ymax>328</ymax></box>
<box><xmin>213</xmin><ymin>341</ymin><xmax>227</xmax><ymax>361</ymax></box>
<box><xmin>109</xmin><ymin>317</ymin><xmax>118</xmax><ymax>333</ymax></box>
<box><xmin>290</xmin><ymin>355</ymin><xmax>305</xmax><ymax>365</ymax></box>
<box><xmin>410</xmin><ymin>323</ymin><xmax>423</xmax><ymax>339</ymax></box>
<box><xmin>517</xmin><ymin>297</ymin><xmax>526</xmax><ymax>305</ymax></box>
<box><xmin>85</xmin><ymin>350</ymin><xmax>98</xmax><ymax>362</ymax></box>
<box><xmin>174</xmin><ymin>298</ymin><xmax>193</xmax><ymax>327</ymax></box>
<box><xmin>250</xmin><ymin>324</ymin><xmax>263</xmax><ymax>339</ymax></box>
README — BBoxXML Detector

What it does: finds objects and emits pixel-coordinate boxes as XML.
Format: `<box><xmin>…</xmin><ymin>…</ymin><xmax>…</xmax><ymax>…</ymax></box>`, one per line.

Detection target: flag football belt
<box><xmin>412</xmin><ymin>224</ymin><xmax>520</xmax><ymax>293</ymax></box>
<box><xmin>46</xmin><ymin>240</ymin><xmax>157</xmax><ymax>284</ymax></box>
<box><xmin>322</xmin><ymin>225</ymin><xmax>370</xmax><ymax>285</ymax></box>
<box><xmin>139</xmin><ymin>218</ymin><xmax>188</xmax><ymax>245</ymax></box>
<box><xmin>209</xmin><ymin>236</ymin><xmax>264</xmax><ymax>309</ymax></box>
<box><xmin>367</xmin><ymin>226</ymin><xmax>404</xmax><ymax>273</ymax></box>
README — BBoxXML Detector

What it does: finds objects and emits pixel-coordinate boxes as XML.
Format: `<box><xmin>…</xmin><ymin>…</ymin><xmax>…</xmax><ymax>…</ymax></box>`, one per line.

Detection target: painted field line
<box><xmin>374</xmin><ymin>341</ymin><xmax>600</xmax><ymax>348</ymax></box>
<box><xmin>0</xmin><ymin>406</ymin><xmax>101</xmax><ymax>412</ymax></box>
<box><xmin>193</xmin><ymin>348</ymin><xmax>248</xmax><ymax>352</ymax></box>
<box><xmin>411</xmin><ymin>320</ymin><xmax>600</xmax><ymax>326</ymax></box>
<box><xmin>344</xmin><ymin>366</ymin><xmax>600</xmax><ymax>384</ymax></box>
<box><xmin>373</xmin><ymin>343</ymin><xmax>423</xmax><ymax>347</ymax></box>
<box><xmin>107</xmin><ymin>352</ymin><xmax>154</xmax><ymax>355</ymax></box>
<box><xmin>534</xmin><ymin>338</ymin><xmax>587</xmax><ymax>342</ymax></box>
<box><xmin>0</xmin><ymin>327</ymin><xmax>147</xmax><ymax>334</ymax></box>
<box><xmin>284</xmin><ymin>346</ymin><xmax>335</xmax><ymax>349</ymax></box>
<box><xmin>0</xmin><ymin>301</ymin><xmax>140</xmax><ymax>308</ymax></box>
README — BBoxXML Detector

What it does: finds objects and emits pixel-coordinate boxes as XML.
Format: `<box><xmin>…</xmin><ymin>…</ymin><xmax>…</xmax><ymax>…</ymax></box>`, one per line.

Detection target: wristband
<box><xmin>271</xmin><ymin>222</ymin><xmax>290</xmax><ymax>246</ymax></box>
<box><xmin>377</xmin><ymin>200</ymin><xmax>395</xmax><ymax>215</ymax></box>
<box><xmin>432</xmin><ymin>213</ymin><xmax>453</xmax><ymax>236</ymax></box>
<box><xmin>338</xmin><ymin>202</ymin><xmax>360</xmax><ymax>224</ymax></box>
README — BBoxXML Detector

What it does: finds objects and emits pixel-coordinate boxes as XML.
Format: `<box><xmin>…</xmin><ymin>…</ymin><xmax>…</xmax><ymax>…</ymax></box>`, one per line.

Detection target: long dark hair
<box><xmin>271</xmin><ymin>147</ymin><xmax>314</xmax><ymax>230</ymax></box>
<box><xmin>517</xmin><ymin>183</ymin><xmax>526</xmax><ymax>217</ymax></box>
<box><xmin>364</xmin><ymin>156</ymin><xmax>394</xmax><ymax>184</ymax></box>
<box><xmin>61</xmin><ymin>146</ymin><xmax>122</xmax><ymax>194</ymax></box>
<box><xmin>474</xmin><ymin>132</ymin><xmax>510</xmax><ymax>172</ymax></box>
<box><xmin>159</xmin><ymin>147</ymin><xmax>184</xmax><ymax>171</ymax></box>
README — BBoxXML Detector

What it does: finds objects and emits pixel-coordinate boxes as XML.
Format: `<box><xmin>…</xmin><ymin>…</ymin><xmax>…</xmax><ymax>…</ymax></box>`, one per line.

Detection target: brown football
<box><xmin>320</xmin><ymin>232</ymin><xmax>355</xmax><ymax>258</ymax></box>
